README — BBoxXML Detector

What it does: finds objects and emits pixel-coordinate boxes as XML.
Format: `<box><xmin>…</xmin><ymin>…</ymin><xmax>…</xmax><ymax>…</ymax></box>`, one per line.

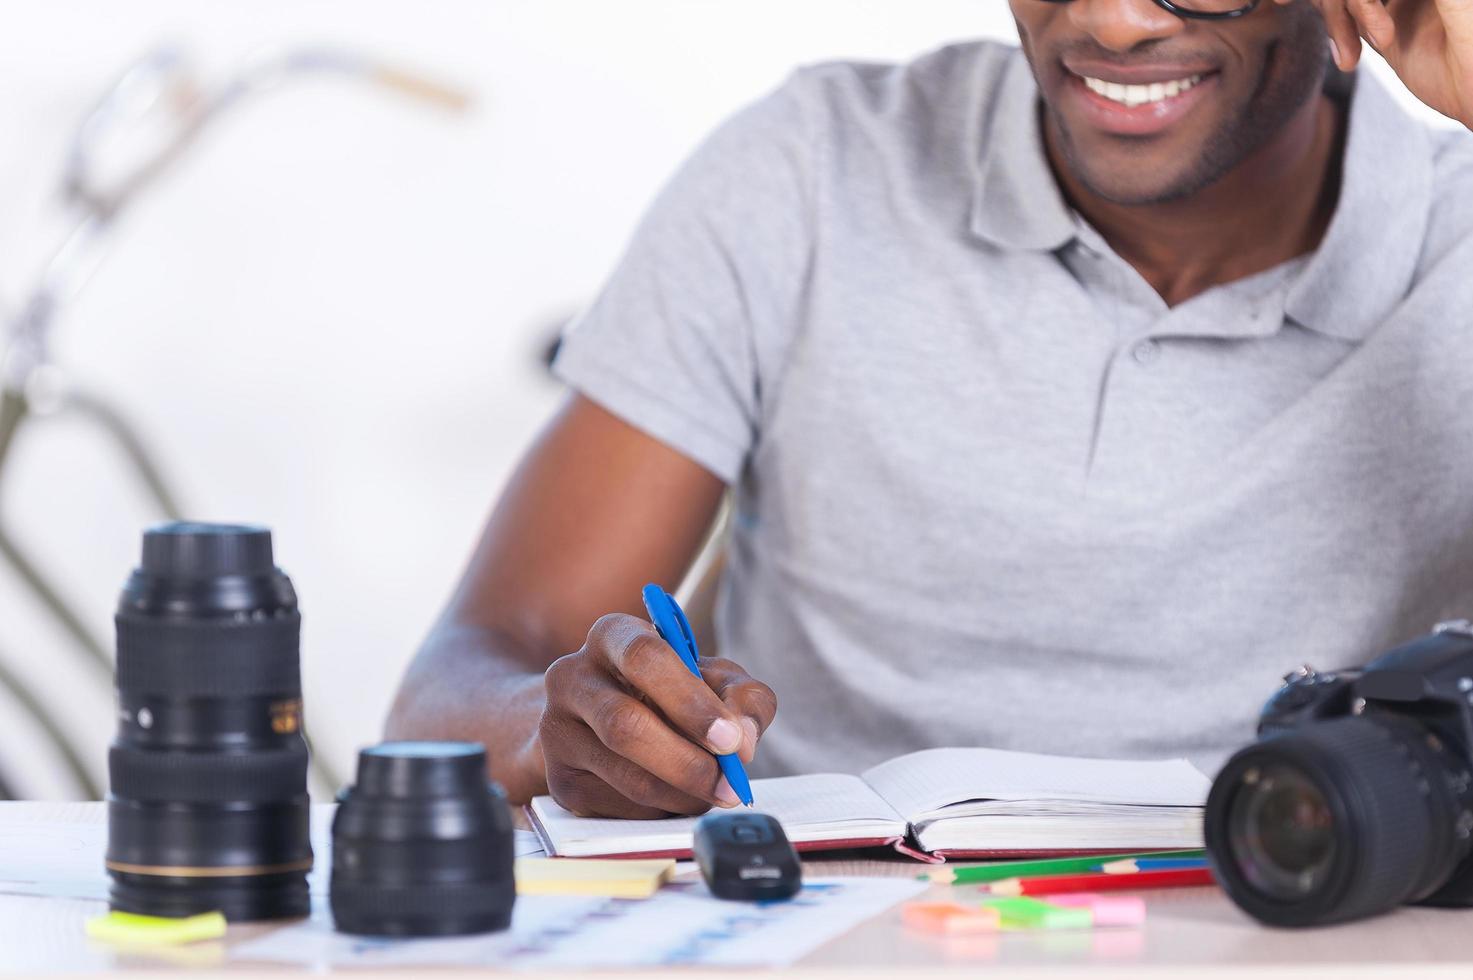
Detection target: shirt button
<box><xmin>1132</xmin><ymin>340</ymin><xmax>1161</xmax><ymax>366</ymax></box>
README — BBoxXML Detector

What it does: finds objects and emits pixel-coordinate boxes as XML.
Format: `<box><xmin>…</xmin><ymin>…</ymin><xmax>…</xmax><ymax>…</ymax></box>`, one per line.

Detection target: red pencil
<box><xmin>985</xmin><ymin>867</ymin><xmax>1216</xmax><ymax>897</ymax></box>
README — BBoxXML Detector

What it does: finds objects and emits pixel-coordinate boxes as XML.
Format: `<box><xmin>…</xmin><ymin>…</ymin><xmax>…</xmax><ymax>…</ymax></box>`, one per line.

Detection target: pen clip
<box><xmin>669</xmin><ymin>596</ymin><xmax>698</xmax><ymax>658</ymax></box>
<box><xmin>642</xmin><ymin>585</ymin><xmax>698</xmax><ymax>660</ymax></box>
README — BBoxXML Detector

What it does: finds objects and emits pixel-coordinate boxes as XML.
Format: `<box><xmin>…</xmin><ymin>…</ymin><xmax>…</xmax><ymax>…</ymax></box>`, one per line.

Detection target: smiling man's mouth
<box><xmin>1077</xmin><ymin>73</ymin><xmax>1207</xmax><ymax>108</ymax></box>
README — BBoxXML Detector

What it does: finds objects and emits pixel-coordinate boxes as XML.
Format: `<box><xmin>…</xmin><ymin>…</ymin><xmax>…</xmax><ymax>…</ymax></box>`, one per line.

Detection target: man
<box><xmin>387</xmin><ymin>0</ymin><xmax>1473</xmax><ymax>818</ymax></box>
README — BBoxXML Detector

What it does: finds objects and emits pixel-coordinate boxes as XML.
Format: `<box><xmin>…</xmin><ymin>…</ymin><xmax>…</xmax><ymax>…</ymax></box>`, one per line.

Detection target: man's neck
<box><xmin>1047</xmin><ymin>92</ymin><xmax>1346</xmax><ymax>309</ymax></box>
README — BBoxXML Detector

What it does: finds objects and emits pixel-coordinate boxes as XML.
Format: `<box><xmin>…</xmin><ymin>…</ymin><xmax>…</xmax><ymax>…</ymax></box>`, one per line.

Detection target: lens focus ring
<box><xmin>115</xmin><ymin>615</ymin><xmax>301</xmax><ymax>698</ymax></box>
<box><xmin>109</xmin><ymin>744</ymin><xmax>309</xmax><ymax>804</ymax></box>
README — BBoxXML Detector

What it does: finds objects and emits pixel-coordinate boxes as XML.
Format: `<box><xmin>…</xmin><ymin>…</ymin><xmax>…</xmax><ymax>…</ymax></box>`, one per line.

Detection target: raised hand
<box><xmin>1281</xmin><ymin>0</ymin><xmax>1473</xmax><ymax>128</ymax></box>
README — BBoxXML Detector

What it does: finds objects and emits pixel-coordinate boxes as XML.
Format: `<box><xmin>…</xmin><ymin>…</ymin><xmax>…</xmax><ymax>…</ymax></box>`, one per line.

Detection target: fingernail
<box><xmin>741</xmin><ymin>717</ymin><xmax>760</xmax><ymax>749</ymax></box>
<box><xmin>1329</xmin><ymin>39</ymin><xmax>1342</xmax><ymax>69</ymax></box>
<box><xmin>706</xmin><ymin>718</ymin><xmax>742</xmax><ymax>754</ymax></box>
<box><xmin>715</xmin><ymin>778</ymin><xmax>741</xmax><ymax>807</ymax></box>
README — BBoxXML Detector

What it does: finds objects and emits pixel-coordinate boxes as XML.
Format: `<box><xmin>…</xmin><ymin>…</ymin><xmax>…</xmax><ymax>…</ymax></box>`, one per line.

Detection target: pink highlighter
<box><xmin>1044</xmin><ymin>894</ymin><xmax>1147</xmax><ymax>927</ymax></box>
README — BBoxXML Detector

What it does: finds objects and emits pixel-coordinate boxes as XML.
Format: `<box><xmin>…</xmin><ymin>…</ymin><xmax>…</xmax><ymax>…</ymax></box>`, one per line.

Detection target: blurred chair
<box><xmin>0</xmin><ymin>44</ymin><xmax>469</xmax><ymax>799</ymax></box>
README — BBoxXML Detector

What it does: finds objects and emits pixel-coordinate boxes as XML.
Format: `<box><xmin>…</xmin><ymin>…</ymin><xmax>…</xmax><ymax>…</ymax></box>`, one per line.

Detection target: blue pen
<box><xmin>641</xmin><ymin>583</ymin><xmax>755</xmax><ymax>808</ymax></box>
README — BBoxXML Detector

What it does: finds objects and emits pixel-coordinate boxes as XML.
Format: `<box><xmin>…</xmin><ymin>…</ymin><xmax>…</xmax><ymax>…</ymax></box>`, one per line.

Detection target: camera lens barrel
<box><xmin>330</xmin><ymin>741</ymin><xmax>516</xmax><ymax>937</ymax></box>
<box><xmin>1206</xmin><ymin>715</ymin><xmax>1465</xmax><ymax>927</ymax></box>
<box><xmin>106</xmin><ymin>523</ymin><xmax>312</xmax><ymax>922</ymax></box>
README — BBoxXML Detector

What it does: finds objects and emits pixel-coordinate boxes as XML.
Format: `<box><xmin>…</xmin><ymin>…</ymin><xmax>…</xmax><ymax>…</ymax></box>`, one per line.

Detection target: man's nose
<box><xmin>1066</xmin><ymin>0</ymin><xmax>1185</xmax><ymax>52</ymax></box>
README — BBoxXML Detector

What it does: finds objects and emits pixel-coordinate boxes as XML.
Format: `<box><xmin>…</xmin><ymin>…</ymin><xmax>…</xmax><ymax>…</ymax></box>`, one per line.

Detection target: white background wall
<box><xmin>0</xmin><ymin>2</ymin><xmax>1451</xmax><ymax>799</ymax></box>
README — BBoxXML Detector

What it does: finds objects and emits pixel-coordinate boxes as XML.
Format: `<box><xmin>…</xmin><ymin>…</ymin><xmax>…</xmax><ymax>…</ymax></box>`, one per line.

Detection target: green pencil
<box><xmin>920</xmin><ymin>849</ymin><xmax>1206</xmax><ymax>885</ymax></box>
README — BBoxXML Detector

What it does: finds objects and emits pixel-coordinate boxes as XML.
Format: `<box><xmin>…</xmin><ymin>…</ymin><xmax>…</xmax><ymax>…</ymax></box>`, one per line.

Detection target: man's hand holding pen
<box><xmin>538</xmin><ymin>611</ymin><xmax>776</xmax><ymax>819</ymax></box>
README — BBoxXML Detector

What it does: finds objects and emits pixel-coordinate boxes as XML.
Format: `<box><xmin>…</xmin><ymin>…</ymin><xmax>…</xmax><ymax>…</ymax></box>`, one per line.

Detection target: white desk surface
<box><xmin>3</xmin><ymin>801</ymin><xmax>1473</xmax><ymax>978</ymax></box>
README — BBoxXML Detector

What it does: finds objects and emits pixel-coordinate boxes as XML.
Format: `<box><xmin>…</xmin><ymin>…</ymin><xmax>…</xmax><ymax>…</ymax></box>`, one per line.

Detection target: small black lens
<box><xmin>1207</xmin><ymin>716</ymin><xmax>1459</xmax><ymax>927</ymax></box>
<box><xmin>330</xmin><ymin>741</ymin><xmax>515</xmax><ymax>937</ymax></box>
<box><xmin>105</xmin><ymin>523</ymin><xmax>312</xmax><ymax>922</ymax></box>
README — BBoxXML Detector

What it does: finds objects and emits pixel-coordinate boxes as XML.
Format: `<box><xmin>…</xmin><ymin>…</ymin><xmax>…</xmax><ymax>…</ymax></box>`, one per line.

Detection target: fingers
<box><xmin>702</xmin><ymin>658</ymin><xmax>779</xmax><ymax>763</ymax></box>
<box><xmin>592</xmin><ymin>614</ymin><xmax>747</xmax><ymax>754</ymax></box>
<box><xmin>1345</xmin><ymin>0</ymin><xmax>1396</xmax><ymax>50</ymax></box>
<box><xmin>577</xmin><ymin>683</ymin><xmax>735</xmax><ymax>804</ymax></box>
<box><xmin>1324</xmin><ymin>0</ymin><xmax>1368</xmax><ymax>70</ymax></box>
<box><xmin>1282</xmin><ymin>0</ymin><xmax>1397</xmax><ymax>72</ymax></box>
<box><xmin>542</xmin><ymin>715</ymin><xmax>715</xmax><ymax>818</ymax></box>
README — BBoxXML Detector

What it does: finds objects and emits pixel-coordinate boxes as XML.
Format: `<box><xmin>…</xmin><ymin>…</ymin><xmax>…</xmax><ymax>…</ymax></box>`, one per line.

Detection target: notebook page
<box><xmin>861</xmin><ymin>747</ymin><xmax>1211</xmax><ymax>824</ymax></box>
<box><xmin>530</xmin><ymin>773</ymin><xmax>907</xmax><ymax>858</ymax></box>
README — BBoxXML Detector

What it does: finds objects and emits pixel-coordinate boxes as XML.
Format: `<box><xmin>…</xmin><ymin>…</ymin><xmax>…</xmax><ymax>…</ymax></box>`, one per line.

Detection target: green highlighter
<box><xmin>980</xmin><ymin>896</ymin><xmax>1093</xmax><ymax>931</ymax></box>
<box><xmin>85</xmin><ymin>910</ymin><xmax>227</xmax><ymax>946</ymax></box>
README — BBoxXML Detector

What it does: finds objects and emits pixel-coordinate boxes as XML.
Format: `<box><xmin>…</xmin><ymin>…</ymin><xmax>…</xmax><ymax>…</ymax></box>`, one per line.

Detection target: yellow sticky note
<box><xmin>515</xmin><ymin>858</ymin><xmax>675</xmax><ymax>899</ymax></box>
<box><xmin>85</xmin><ymin>910</ymin><xmax>227</xmax><ymax>946</ymax></box>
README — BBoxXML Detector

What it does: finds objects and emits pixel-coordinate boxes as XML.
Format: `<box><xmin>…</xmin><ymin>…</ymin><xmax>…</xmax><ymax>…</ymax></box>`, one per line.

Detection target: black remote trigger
<box><xmin>692</xmin><ymin>811</ymin><xmax>803</xmax><ymax>901</ymax></box>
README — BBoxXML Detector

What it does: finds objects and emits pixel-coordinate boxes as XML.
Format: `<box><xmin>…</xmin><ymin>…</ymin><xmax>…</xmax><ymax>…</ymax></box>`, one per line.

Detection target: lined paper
<box><xmin>531</xmin><ymin>773</ymin><xmax>906</xmax><ymax>858</ymax></box>
<box><xmin>862</xmin><ymin>747</ymin><xmax>1211</xmax><ymax>823</ymax></box>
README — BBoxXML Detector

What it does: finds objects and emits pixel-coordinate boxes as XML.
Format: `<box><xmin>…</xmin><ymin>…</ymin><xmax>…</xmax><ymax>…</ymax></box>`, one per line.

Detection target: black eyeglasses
<box><xmin>1036</xmin><ymin>0</ymin><xmax>1260</xmax><ymax>21</ymax></box>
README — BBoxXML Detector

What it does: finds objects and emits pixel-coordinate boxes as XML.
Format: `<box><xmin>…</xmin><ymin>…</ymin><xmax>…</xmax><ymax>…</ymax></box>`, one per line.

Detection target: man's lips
<box><xmin>1062</xmin><ymin>59</ymin><xmax>1220</xmax><ymax>85</ymax></box>
<box><xmin>1059</xmin><ymin>66</ymin><xmax>1221</xmax><ymax>138</ymax></box>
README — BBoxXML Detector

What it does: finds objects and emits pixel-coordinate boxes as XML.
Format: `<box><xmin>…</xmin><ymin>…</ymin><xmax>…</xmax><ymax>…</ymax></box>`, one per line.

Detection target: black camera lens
<box><xmin>330</xmin><ymin>741</ymin><xmax>515</xmax><ymax>937</ymax></box>
<box><xmin>1207</xmin><ymin>715</ymin><xmax>1461</xmax><ymax>927</ymax></box>
<box><xmin>1223</xmin><ymin>763</ymin><xmax>1336</xmax><ymax>902</ymax></box>
<box><xmin>106</xmin><ymin>523</ymin><xmax>312</xmax><ymax>922</ymax></box>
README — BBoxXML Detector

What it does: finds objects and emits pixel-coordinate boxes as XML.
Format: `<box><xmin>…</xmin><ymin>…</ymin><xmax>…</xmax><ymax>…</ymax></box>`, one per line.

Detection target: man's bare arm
<box><xmin>384</xmin><ymin>394</ymin><xmax>775</xmax><ymax>814</ymax></box>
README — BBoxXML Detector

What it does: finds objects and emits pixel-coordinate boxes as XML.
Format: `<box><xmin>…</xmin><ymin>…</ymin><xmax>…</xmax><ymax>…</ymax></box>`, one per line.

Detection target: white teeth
<box><xmin>1081</xmin><ymin>73</ymin><xmax>1203</xmax><ymax>107</ymax></box>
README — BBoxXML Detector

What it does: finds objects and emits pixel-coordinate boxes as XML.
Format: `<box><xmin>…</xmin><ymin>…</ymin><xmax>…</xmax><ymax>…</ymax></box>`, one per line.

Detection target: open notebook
<box><xmin>528</xmin><ymin>747</ymin><xmax>1210</xmax><ymax>862</ymax></box>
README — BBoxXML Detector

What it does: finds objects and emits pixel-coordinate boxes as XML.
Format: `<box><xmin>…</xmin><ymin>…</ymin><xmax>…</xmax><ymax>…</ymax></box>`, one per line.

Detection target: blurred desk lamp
<box><xmin>0</xmin><ymin>45</ymin><xmax>469</xmax><ymax>798</ymax></box>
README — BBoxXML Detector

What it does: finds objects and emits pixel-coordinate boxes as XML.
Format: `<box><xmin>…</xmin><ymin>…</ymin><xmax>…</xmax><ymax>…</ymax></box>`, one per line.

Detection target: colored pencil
<box><xmin>920</xmin><ymin>849</ymin><xmax>1206</xmax><ymax>885</ymax></box>
<box><xmin>985</xmin><ymin>867</ymin><xmax>1216</xmax><ymax>897</ymax></box>
<box><xmin>1099</xmin><ymin>857</ymin><xmax>1209</xmax><ymax>875</ymax></box>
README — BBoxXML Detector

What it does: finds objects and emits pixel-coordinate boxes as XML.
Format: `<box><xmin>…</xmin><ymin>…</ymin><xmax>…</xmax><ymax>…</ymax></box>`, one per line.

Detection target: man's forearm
<box><xmin>384</xmin><ymin>622</ymin><xmax>552</xmax><ymax>804</ymax></box>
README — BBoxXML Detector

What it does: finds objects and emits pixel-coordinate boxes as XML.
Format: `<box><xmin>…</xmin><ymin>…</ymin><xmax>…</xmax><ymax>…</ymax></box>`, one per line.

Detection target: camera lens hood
<box><xmin>330</xmin><ymin>741</ymin><xmax>516</xmax><ymax>937</ymax></box>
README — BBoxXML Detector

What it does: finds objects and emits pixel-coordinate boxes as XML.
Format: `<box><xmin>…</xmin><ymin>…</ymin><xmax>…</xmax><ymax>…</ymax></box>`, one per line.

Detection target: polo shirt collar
<box><xmin>1283</xmin><ymin>71</ymin><xmax>1433</xmax><ymax>342</ymax></box>
<box><xmin>970</xmin><ymin>53</ymin><xmax>1077</xmax><ymax>252</ymax></box>
<box><xmin>970</xmin><ymin>52</ymin><xmax>1435</xmax><ymax>345</ymax></box>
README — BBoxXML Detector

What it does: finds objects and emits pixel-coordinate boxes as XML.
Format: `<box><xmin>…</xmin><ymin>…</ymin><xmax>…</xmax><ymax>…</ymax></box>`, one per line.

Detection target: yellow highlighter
<box><xmin>85</xmin><ymin>910</ymin><xmax>227</xmax><ymax>947</ymax></box>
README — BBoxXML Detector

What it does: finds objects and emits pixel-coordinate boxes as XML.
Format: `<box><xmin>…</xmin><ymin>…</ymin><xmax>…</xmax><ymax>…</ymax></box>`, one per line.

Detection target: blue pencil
<box><xmin>1098</xmin><ymin>857</ymin><xmax>1210</xmax><ymax>875</ymax></box>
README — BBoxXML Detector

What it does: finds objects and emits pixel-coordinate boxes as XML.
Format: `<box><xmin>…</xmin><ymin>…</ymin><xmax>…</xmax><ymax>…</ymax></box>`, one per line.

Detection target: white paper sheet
<box><xmin>232</xmin><ymin>877</ymin><xmax>927</xmax><ymax>969</ymax></box>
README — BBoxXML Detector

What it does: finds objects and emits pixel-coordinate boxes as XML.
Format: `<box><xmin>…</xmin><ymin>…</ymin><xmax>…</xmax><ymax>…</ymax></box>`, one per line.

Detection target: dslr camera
<box><xmin>1206</xmin><ymin>623</ymin><xmax>1473</xmax><ymax>927</ymax></box>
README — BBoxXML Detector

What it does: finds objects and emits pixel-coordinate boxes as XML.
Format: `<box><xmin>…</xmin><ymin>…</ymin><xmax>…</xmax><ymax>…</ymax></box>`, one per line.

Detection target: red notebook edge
<box><xmin>927</xmin><ymin>846</ymin><xmax>1192</xmax><ymax>860</ymax></box>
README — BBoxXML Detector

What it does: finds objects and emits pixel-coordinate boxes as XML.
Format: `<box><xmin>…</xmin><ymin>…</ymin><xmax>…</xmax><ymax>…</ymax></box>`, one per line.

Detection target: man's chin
<box><xmin>1064</xmin><ymin>161</ymin><xmax>1209</xmax><ymax>208</ymax></box>
<box><xmin>1054</xmin><ymin>136</ymin><xmax>1225</xmax><ymax>207</ymax></box>
<box><xmin>1048</xmin><ymin>112</ymin><xmax>1218</xmax><ymax>207</ymax></box>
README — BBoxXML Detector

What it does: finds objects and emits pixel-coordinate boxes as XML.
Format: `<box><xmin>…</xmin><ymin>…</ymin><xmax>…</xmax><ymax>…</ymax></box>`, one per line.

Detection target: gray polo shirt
<box><xmin>554</xmin><ymin>41</ymin><xmax>1473</xmax><ymax>776</ymax></box>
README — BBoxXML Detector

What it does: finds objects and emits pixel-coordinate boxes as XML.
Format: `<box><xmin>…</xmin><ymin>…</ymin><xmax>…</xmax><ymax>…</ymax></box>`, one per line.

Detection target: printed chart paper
<box><xmin>232</xmin><ymin>877</ymin><xmax>927</xmax><ymax>969</ymax></box>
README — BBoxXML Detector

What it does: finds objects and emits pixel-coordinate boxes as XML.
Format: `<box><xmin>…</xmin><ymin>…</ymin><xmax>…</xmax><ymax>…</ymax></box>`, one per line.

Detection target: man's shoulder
<box><xmin>783</xmin><ymin>39</ymin><xmax>1023</xmax><ymax>131</ymax></box>
<box><xmin>793</xmin><ymin>38</ymin><xmax>1018</xmax><ymax>92</ymax></box>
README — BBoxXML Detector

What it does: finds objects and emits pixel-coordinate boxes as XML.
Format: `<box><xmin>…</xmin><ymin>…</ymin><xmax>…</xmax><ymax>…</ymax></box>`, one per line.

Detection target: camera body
<box><xmin>1205</xmin><ymin>623</ymin><xmax>1473</xmax><ymax>927</ymax></box>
